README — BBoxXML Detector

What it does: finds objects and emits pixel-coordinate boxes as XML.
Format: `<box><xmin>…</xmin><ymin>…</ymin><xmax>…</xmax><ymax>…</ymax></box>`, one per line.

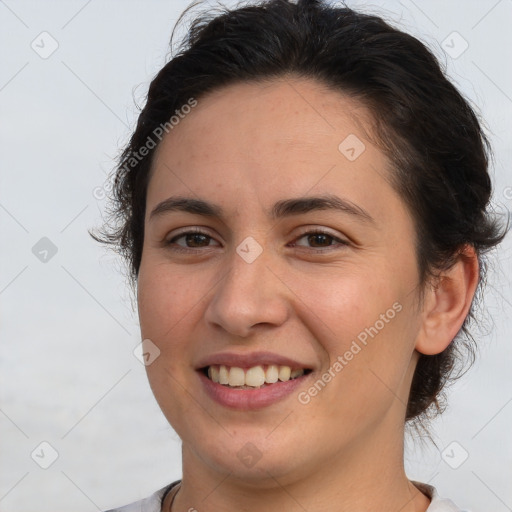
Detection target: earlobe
<box><xmin>415</xmin><ymin>245</ymin><xmax>480</xmax><ymax>356</ymax></box>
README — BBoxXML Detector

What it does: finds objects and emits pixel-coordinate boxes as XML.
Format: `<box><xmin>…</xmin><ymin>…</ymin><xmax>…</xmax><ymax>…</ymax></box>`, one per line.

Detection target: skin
<box><xmin>136</xmin><ymin>77</ymin><xmax>479</xmax><ymax>511</ymax></box>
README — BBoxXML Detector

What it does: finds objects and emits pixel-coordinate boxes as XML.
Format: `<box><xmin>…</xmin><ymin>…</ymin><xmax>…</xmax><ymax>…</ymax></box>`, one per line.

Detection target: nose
<box><xmin>203</xmin><ymin>243</ymin><xmax>290</xmax><ymax>338</ymax></box>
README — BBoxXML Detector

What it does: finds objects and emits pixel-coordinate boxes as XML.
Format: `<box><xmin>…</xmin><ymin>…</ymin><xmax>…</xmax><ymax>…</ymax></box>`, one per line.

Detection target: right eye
<box><xmin>164</xmin><ymin>228</ymin><xmax>221</xmax><ymax>252</ymax></box>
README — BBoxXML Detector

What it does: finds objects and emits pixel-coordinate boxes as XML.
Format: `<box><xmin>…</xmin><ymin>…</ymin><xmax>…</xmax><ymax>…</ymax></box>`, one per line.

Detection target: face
<box><xmin>137</xmin><ymin>77</ymin><xmax>425</xmax><ymax>485</ymax></box>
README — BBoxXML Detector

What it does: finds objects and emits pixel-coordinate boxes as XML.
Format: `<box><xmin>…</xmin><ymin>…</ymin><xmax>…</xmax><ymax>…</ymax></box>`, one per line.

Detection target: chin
<box><xmin>187</xmin><ymin>431</ymin><xmax>310</xmax><ymax>485</ymax></box>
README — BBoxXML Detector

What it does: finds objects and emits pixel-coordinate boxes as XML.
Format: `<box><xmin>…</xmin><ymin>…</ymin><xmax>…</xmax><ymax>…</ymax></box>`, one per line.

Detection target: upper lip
<box><xmin>195</xmin><ymin>351</ymin><xmax>312</xmax><ymax>370</ymax></box>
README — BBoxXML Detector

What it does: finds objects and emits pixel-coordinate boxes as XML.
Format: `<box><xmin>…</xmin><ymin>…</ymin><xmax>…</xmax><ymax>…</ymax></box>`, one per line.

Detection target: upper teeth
<box><xmin>207</xmin><ymin>365</ymin><xmax>305</xmax><ymax>388</ymax></box>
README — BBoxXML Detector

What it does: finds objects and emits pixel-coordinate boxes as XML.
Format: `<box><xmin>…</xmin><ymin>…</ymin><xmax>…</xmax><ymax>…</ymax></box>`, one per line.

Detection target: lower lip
<box><xmin>198</xmin><ymin>371</ymin><xmax>311</xmax><ymax>410</ymax></box>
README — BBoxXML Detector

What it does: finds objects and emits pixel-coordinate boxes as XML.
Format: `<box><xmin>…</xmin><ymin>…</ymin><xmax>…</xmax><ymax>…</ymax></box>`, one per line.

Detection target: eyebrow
<box><xmin>149</xmin><ymin>194</ymin><xmax>375</xmax><ymax>225</ymax></box>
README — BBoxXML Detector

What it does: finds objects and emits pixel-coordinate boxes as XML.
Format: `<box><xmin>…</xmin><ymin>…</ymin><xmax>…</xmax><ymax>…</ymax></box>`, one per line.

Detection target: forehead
<box><xmin>157</xmin><ymin>77</ymin><xmax>374</xmax><ymax>153</ymax></box>
<box><xmin>147</xmin><ymin>77</ymin><xmax>403</xmax><ymax>227</ymax></box>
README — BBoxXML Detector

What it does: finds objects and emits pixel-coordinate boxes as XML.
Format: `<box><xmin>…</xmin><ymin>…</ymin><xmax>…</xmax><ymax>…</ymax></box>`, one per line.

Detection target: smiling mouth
<box><xmin>201</xmin><ymin>364</ymin><xmax>313</xmax><ymax>389</ymax></box>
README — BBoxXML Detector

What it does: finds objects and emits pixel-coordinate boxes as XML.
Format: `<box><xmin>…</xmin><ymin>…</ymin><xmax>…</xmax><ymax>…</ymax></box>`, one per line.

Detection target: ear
<box><xmin>415</xmin><ymin>245</ymin><xmax>479</xmax><ymax>356</ymax></box>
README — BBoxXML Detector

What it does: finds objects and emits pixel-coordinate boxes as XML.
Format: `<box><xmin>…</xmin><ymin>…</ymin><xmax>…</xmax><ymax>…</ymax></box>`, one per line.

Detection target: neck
<box><xmin>167</xmin><ymin>408</ymin><xmax>430</xmax><ymax>512</ymax></box>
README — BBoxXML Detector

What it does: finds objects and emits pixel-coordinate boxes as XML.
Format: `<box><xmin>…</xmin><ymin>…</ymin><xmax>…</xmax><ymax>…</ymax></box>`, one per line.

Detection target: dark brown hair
<box><xmin>91</xmin><ymin>0</ymin><xmax>508</xmax><ymax>430</ymax></box>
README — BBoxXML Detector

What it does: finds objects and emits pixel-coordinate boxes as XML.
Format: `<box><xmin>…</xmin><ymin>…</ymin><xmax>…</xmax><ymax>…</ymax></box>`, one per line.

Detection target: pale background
<box><xmin>0</xmin><ymin>1</ymin><xmax>511</xmax><ymax>511</ymax></box>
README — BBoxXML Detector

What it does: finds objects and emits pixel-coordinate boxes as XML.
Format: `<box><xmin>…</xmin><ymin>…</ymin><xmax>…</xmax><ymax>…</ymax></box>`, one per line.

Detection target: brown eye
<box><xmin>179</xmin><ymin>233</ymin><xmax>210</xmax><ymax>247</ymax></box>
<box><xmin>164</xmin><ymin>229</ymin><xmax>220</xmax><ymax>252</ymax></box>
<box><xmin>291</xmin><ymin>230</ymin><xmax>349</xmax><ymax>251</ymax></box>
<box><xmin>306</xmin><ymin>233</ymin><xmax>333</xmax><ymax>247</ymax></box>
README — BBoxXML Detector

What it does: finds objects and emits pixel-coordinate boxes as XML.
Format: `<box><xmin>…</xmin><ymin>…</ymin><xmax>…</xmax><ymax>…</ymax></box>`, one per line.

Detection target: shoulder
<box><xmin>104</xmin><ymin>480</ymin><xmax>469</xmax><ymax>512</ymax></box>
<box><xmin>103</xmin><ymin>481</ymin><xmax>180</xmax><ymax>512</ymax></box>
<box><xmin>412</xmin><ymin>481</ymin><xmax>471</xmax><ymax>512</ymax></box>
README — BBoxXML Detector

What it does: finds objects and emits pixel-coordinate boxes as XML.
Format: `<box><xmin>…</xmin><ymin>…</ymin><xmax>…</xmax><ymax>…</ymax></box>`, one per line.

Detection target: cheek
<box><xmin>137</xmin><ymin>265</ymin><xmax>205</xmax><ymax>425</ymax></box>
<box><xmin>137</xmin><ymin>263</ymin><xmax>201</xmax><ymax>342</ymax></box>
<box><xmin>295</xmin><ymin>268</ymin><xmax>417</xmax><ymax>395</ymax></box>
<box><xmin>295</xmin><ymin>268</ymin><xmax>392</xmax><ymax>347</ymax></box>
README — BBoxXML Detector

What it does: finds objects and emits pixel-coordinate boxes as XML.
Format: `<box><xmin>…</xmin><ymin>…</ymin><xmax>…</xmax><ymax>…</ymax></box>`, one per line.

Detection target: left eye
<box><xmin>291</xmin><ymin>231</ymin><xmax>348</xmax><ymax>250</ymax></box>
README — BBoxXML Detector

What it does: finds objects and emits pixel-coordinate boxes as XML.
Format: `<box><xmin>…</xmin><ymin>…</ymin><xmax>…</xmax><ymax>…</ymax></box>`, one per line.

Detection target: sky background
<box><xmin>1</xmin><ymin>1</ymin><xmax>511</xmax><ymax>511</ymax></box>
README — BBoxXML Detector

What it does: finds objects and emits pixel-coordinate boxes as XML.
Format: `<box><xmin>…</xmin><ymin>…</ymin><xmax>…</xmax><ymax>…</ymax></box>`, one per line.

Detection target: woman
<box><xmin>94</xmin><ymin>0</ymin><xmax>508</xmax><ymax>510</ymax></box>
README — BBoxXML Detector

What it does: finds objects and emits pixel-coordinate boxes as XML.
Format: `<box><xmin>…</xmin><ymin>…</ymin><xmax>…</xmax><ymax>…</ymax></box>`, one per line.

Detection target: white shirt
<box><xmin>104</xmin><ymin>480</ymin><xmax>469</xmax><ymax>511</ymax></box>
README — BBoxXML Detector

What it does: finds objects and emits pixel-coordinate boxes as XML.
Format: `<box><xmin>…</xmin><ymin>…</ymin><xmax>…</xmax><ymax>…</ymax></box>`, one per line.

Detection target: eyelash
<box><xmin>164</xmin><ymin>228</ymin><xmax>349</xmax><ymax>254</ymax></box>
